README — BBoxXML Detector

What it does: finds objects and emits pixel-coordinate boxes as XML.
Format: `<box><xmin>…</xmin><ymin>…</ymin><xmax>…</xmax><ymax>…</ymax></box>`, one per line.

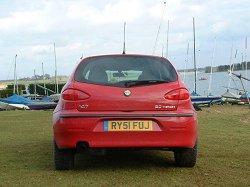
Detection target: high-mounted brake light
<box><xmin>164</xmin><ymin>89</ymin><xmax>190</xmax><ymax>100</ymax></box>
<box><xmin>62</xmin><ymin>89</ymin><xmax>90</xmax><ymax>101</ymax></box>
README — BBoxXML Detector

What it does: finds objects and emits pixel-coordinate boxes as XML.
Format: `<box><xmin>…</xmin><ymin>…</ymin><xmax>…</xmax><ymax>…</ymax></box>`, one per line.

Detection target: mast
<box><xmin>54</xmin><ymin>43</ymin><xmax>59</xmax><ymax>94</ymax></box>
<box><xmin>42</xmin><ymin>62</ymin><xmax>47</xmax><ymax>95</ymax></box>
<box><xmin>122</xmin><ymin>22</ymin><xmax>126</xmax><ymax>54</ymax></box>
<box><xmin>183</xmin><ymin>43</ymin><xmax>189</xmax><ymax>83</ymax></box>
<box><xmin>227</xmin><ymin>39</ymin><xmax>234</xmax><ymax>91</ymax></box>
<box><xmin>34</xmin><ymin>69</ymin><xmax>37</xmax><ymax>100</ymax></box>
<box><xmin>193</xmin><ymin>17</ymin><xmax>197</xmax><ymax>94</ymax></box>
<box><xmin>245</xmin><ymin>36</ymin><xmax>248</xmax><ymax>89</ymax></box>
<box><xmin>13</xmin><ymin>54</ymin><xmax>17</xmax><ymax>94</ymax></box>
<box><xmin>208</xmin><ymin>37</ymin><xmax>217</xmax><ymax>96</ymax></box>
<box><xmin>166</xmin><ymin>20</ymin><xmax>169</xmax><ymax>58</ymax></box>
<box><xmin>152</xmin><ymin>1</ymin><xmax>167</xmax><ymax>55</ymax></box>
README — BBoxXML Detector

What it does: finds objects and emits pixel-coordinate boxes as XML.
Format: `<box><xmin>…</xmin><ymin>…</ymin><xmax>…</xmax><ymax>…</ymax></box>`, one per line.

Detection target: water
<box><xmin>181</xmin><ymin>70</ymin><xmax>250</xmax><ymax>96</ymax></box>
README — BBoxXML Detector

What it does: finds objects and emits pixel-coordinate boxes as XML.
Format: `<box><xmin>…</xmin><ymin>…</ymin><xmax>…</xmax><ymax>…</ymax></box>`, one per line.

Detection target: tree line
<box><xmin>0</xmin><ymin>83</ymin><xmax>65</xmax><ymax>98</ymax></box>
<box><xmin>204</xmin><ymin>61</ymin><xmax>250</xmax><ymax>73</ymax></box>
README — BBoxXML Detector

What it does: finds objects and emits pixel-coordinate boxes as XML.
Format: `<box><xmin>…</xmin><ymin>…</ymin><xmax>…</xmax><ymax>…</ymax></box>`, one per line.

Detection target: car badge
<box><xmin>124</xmin><ymin>90</ymin><xmax>131</xmax><ymax>96</ymax></box>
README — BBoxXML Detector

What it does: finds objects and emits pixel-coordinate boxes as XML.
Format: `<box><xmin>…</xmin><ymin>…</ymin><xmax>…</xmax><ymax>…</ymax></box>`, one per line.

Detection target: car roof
<box><xmin>80</xmin><ymin>54</ymin><xmax>169</xmax><ymax>62</ymax></box>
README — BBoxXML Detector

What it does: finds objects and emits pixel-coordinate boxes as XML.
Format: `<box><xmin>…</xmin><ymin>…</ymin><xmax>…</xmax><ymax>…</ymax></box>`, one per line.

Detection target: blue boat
<box><xmin>0</xmin><ymin>94</ymin><xmax>34</xmax><ymax>105</ymax></box>
<box><xmin>191</xmin><ymin>92</ymin><xmax>223</xmax><ymax>106</ymax></box>
<box><xmin>26</xmin><ymin>101</ymin><xmax>57</xmax><ymax>110</ymax></box>
<box><xmin>0</xmin><ymin>94</ymin><xmax>33</xmax><ymax>110</ymax></box>
<box><xmin>0</xmin><ymin>94</ymin><xmax>57</xmax><ymax>110</ymax></box>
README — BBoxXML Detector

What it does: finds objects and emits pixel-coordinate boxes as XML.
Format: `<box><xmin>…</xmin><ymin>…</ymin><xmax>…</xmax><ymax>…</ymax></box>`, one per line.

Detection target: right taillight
<box><xmin>62</xmin><ymin>89</ymin><xmax>90</xmax><ymax>101</ymax></box>
<box><xmin>164</xmin><ymin>89</ymin><xmax>190</xmax><ymax>100</ymax></box>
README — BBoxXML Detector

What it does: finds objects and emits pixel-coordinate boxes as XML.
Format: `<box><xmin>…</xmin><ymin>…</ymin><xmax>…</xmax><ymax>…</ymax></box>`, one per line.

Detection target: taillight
<box><xmin>164</xmin><ymin>89</ymin><xmax>190</xmax><ymax>100</ymax></box>
<box><xmin>62</xmin><ymin>89</ymin><xmax>90</xmax><ymax>101</ymax></box>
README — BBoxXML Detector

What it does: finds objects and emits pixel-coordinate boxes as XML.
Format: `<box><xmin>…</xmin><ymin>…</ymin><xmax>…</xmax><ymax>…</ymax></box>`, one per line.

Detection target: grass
<box><xmin>0</xmin><ymin>105</ymin><xmax>250</xmax><ymax>186</ymax></box>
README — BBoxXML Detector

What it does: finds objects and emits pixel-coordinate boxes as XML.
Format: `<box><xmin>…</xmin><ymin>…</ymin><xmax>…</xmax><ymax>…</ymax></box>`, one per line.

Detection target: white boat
<box><xmin>9</xmin><ymin>104</ymin><xmax>30</xmax><ymax>110</ymax></box>
<box><xmin>0</xmin><ymin>101</ymin><xmax>16</xmax><ymax>110</ymax></box>
<box><xmin>0</xmin><ymin>94</ymin><xmax>32</xmax><ymax>110</ymax></box>
<box><xmin>221</xmin><ymin>90</ymin><xmax>240</xmax><ymax>103</ymax></box>
<box><xmin>0</xmin><ymin>100</ymin><xmax>30</xmax><ymax>110</ymax></box>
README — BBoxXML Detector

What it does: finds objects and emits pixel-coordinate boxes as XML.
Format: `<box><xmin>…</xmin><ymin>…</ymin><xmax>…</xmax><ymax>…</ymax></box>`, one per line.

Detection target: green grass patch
<box><xmin>0</xmin><ymin>105</ymin><xmax>250</xmax><ymax>186</ymax></box>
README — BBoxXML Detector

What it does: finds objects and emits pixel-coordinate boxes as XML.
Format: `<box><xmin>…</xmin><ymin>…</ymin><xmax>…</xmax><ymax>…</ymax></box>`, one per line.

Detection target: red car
<box><xmin>53</xmin><ymin>54</ymin><xmax>198</xmax><ymax>170</ymax></box>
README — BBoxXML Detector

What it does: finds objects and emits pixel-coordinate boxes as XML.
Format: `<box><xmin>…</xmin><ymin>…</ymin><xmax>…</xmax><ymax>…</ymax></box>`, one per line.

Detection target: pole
<box><xmin>42</xmin><ymin>62</ymin><xmax>47</xmax><ymax>95</ymax></box>
<box><xmin>13</xmin><ymin>54</ymin><xmax>17</xmax><ymax>94</ymax></box>
<box><xmin>122</xmin><ymin>22</ymin><xmax>126</xmax><ymax>54</ymax></box>
<box><xmin>34</xmin><ymin>69</ymin><xmax>37</xmax><ymax>100</ymax></box>
<box><xmin>227</xmin><ymin>39</ymin><xmax>234</xmax><ymax>91</ymax></box>
<box><xmin>54</xmin><ymin>43</ymin><xmax>59</xmax><ymax>94</ymax></box>
<box><xmin>152</xmin><ymin>1</ymin><xmax>167</xmax><ymax>55</ymax></box>
<box><xmin>193</xmin><ymin>17</ymin><xmax>197</xmax><ymax>94</ymax></box>
<box><xmin>16</xmin><ymin>55</ymin><xmax>19</xmax><ymax>94</ymax></box>
<box><xmin>166</xmin><ymin>20</ymin><xmax>169</xmax><ymax>58</ymax></box>
<box><xmin>208</xmin><ymin>37</ymin><xmax>217</xmax><ymax>96</ymax></box>
<box><xmin>245</xmin><ymin>36</ymin><xmax>248</xmax><ymax>89</ymax></box>
<box><xmin>183</xmin><ymin>43</ymin><xmax>189</xmax><ymax>83</ymax></box>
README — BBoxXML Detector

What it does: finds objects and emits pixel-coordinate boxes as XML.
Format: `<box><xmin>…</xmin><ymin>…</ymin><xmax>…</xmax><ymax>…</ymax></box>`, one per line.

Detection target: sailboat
<box><xmin>48</xmin><ymin>42</ymin><xmax>61</xmax><ymax>102</ymax></box>
<box><xmin>25</xmin><ymin>69</ymin><xmax>57</xmax><ymax>110</ymax></box>
<box><xmin>0</xmin><ymin>94</ymin><xmax>31</xmax><ymax>110</ymax></box>
<box><xmin>0</xmin><ymin>54</ymin><xmax>31</xmax><ymax>110</ymax></box>
<box><xmin>221</xmin><ymin>40</ymin><xmax>241</xmax><ymax>104</ymax></box>
<box><xmin>230</xmin><ymin>72</ymin><xmax>250</xmax><ymax>105</ymax></box>
<box><xmin>0</xmin><ymin>101</ymin><xmax>17</xmax><ymax>110</ymax></box>
<box><xmin>190</xmin><ymin>18</ymin><xmax>222</xmax><ymax>106</ymax></box>
<box><xmin>25</xmin><ymin>45</ymin><xmax>60</xmax><ymax>110</ymax></box>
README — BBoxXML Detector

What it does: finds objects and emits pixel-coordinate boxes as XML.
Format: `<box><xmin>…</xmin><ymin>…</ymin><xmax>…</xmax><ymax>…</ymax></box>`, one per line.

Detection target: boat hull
<box><xmin>191</xmin><ymin>96</ymin><xmax>222</xmax><ymax>105</ymax></box>
<box><xmin>27</xmin><ymin>102</ymin><xmax>57</xmax><ymax>110</ymax></box>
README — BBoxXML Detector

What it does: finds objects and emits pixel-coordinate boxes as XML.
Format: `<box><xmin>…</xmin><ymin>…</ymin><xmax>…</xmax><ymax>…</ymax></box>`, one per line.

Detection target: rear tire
<box><xmin>174</xmin><ymin>140</ymin><xmax>197</xmax><ymax>167</ymax></box>
<box><xmin>53</xmin><ymin>141</ymin><xmax>75</xmax><ymax>170</ymax></box>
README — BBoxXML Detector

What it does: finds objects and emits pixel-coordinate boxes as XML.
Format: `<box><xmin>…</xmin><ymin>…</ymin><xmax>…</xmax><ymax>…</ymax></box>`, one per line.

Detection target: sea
<box><xmin>180</xmin><ymin>70</ymin><xmax>250</xmax><ymax>96</ymax></box>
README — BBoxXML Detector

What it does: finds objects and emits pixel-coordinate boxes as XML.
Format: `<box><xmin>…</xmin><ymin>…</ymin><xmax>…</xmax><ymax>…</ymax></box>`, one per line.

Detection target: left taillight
<box><xmin>164</xmin><ymin>89</ymin><xmax>190</xmax><ymax>100</ymax></box>
<box><xmin>62</xmin><ymin>89</ymin><xmax>90</xmax><ymax>101</ymax></box>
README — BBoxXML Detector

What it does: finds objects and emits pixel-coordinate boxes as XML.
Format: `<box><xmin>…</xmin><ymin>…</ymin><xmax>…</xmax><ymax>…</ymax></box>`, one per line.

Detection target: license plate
<box><xmin>104</xmin><ymin>120</ymin><xmax>153</xmax><ymax>131</ymax></box>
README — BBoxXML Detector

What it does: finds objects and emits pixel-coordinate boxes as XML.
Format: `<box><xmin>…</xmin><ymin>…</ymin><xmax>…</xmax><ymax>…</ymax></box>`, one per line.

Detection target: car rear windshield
<box><xmin>75</xmin><ymin>55</ymin><xmax>178</xmax><ymax>87</ymax></box>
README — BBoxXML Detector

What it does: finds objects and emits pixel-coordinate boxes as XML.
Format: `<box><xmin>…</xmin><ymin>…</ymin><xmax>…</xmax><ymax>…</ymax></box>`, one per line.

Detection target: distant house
<box><xmin>0</xmin><ymin>83</ymin><xmax>7</xmax><ymax>90</ymax></box>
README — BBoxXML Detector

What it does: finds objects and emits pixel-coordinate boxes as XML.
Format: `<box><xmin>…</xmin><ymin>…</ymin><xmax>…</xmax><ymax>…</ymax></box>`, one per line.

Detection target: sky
<box><xmin>0</xmin><ymin>0</ymin><xmax>250</xmax><ymax>80</ymax></box>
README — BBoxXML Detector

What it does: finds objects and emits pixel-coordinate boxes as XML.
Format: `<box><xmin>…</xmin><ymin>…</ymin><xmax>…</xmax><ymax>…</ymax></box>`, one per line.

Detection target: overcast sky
<box><xmin>0</xmin><ymin>0</ymin><xmax>250</xmax><ymax>80</ymax></box>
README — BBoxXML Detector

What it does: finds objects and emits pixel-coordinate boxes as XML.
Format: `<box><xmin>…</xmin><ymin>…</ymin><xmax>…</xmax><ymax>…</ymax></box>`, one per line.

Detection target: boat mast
<box><xmin>227</xmin><ymin>39</ymin><xmax>234</xmax><ymax>91</ymax></box>
<box><xmin>183</xmin><ymin>43</ymin><xmax>189</xmax><ymax>83</ymax></box>
<box><xmin>152</xmin><ymin>1</ymin><xmax>166</xmax><ymax>55</ymax></box>
<box><xmin>13</xmin><ymin>54</ymin><xmax>17</xmax><ymax>94</ymax></box>
<box><xmin>193</xmin><ymin>17</ymin><xmax>197</xmax><ymax>94</ymax></box>
<box><xmin>244</xmin><ymin>36</ymin><xmax>248</xmax><ymax>89</ymax></box>
<box><xmin>54</xmin><ymin>43</ymin><xmax>59</xmax><ymax>94</ymax></box>
<box><xmin>166</xmin><ymin>20</ymin><xmax>169</xmax><ymax>58</ymax></box>
<box><xmin>42</xmin><ymin>62</ymin><xmax>47</xmax><ymax>95</ymax></box>
<box><xmin>208</xmin><ymin>37</ymin><xmax>217</xmax><ymax>96</ymax></box>
<box><xmin>122</xmin><ymin>22</ymin><xmax>126</xmax><ymax>54</ymax></box>
<box><xmin>34</xmin><ymin>69</ymin><xmax>37</xmax><ymax>100</ymax></box>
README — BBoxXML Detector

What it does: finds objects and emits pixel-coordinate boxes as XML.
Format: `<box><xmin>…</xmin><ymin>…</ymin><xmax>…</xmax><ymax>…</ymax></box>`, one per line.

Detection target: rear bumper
<box><xmin>53</xmin><ymin>111</ymin><xmax>198</xmax><ymax>149</ymax></box>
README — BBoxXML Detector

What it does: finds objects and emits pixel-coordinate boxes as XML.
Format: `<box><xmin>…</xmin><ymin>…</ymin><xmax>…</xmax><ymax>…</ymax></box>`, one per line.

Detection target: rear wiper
<box><xmin>124</xmin><ymin>80</ymin><xmax>169</xmax><ymax>88</ymax></box>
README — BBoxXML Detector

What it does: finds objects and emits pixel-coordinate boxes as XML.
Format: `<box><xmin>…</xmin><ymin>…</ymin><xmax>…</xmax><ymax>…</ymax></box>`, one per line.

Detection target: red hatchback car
<box><xmin>53</xmin><ymin>54</ymin><xmax>198</xmax><ymax>170</ymax></box>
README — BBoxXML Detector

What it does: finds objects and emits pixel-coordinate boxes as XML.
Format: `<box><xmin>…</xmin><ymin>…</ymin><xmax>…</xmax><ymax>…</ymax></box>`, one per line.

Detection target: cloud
<box><xmin>0</xmin><ymin>10</ymin><xmax>47</xmax><ymax>34</ymax></box>
<box><xmin>0</xmin><ymin>0</ymin><xmax>250</xmax><ymax>80</ymax></box>
<box><xmin>212</xmin><ymin>21</ymin><xmax>229</xmax><ymax>34</ymax></box>
<box><xmin>31</xmin><ymin>45</ymin><xmax>52</xmax><ymax>55</ymax></box>
<box><xmin>67</xmin><ymin>0</ymin><xmax>143</xmax><ymax>24</ymax></box>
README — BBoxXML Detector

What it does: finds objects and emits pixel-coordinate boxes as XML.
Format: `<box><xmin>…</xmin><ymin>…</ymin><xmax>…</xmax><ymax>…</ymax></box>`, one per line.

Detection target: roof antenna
<box><xmin>122</xmin><ymin>22</ymin><xmax>126</xmax><ymax>54</ymax></box>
